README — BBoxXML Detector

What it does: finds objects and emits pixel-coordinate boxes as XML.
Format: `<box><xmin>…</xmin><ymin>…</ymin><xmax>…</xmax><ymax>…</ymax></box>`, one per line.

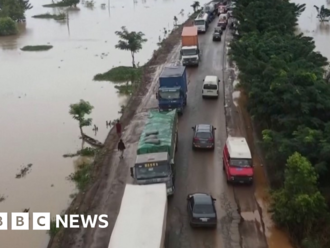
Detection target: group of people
<box><xmin>115</xmin><ymin>120</ymin><xmax>126</xmax><ymax>159</ymax></box>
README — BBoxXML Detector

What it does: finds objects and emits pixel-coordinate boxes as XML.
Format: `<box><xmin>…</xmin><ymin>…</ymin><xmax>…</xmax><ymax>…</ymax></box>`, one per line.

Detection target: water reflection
<box><xmin>316</xmin><ymin>22</ymin><xmax>330</xmax><ymax>34</ymax></box>
<box><xmin>0</xmin><ymin>24</ymin><xmax>29</xmax><ymax>50</ymax></box>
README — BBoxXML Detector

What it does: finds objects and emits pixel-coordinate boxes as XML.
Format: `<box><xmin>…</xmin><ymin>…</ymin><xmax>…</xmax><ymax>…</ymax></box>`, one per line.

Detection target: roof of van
<box><xmin>226</xmin><ymin>137</ymin><xmax>252</xmax><ymax>159</ymax></box>
<box><xmin>160</xmin><ymin>66</ymin><xmax>185</xmax><ymax>78</ymax></box>
<box><xmin>204</xmin><ymin>75</ymin><xmax>218</xmax><ymax>83</ymax></box>
<box><xmin>182</xmin><ymin>26</ymin><xmax>198</xmax><ymax>36</ymax></box>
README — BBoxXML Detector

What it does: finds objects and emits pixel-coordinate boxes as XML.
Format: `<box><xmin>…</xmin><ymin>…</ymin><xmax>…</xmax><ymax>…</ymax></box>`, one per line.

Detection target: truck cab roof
<box><xmin>160</xmin><ymin>66</ymin><xmax>185</xmax><ymax>78</ymax></box>
<box><xmin>135</xmin><ymin>152</ymin><xmax>169</xmax><ymax>164</ymax></box>
<box><xmin>225</xmin><ymin>137</ymin><xmax>252</xmax><ymax>159</ymax></box>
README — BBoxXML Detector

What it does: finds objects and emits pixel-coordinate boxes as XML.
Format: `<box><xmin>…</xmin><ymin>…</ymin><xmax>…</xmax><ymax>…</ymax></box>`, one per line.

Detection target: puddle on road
<box><xmin>0</xmin><ymin>0</ymin><xmax>210</xmax><ymax>247</ymax></box>
<box><xmin>232</xmin><ymin>81</ymin><xmax>293</xmax><ymax>248</ymax></box>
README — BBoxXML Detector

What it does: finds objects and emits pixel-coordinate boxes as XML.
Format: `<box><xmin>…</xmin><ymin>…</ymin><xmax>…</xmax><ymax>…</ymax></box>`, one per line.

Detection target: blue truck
<box><xmin>157</xmin><ymin>65</ymin><xmax>188</xmax><ymax>115</ymax></box>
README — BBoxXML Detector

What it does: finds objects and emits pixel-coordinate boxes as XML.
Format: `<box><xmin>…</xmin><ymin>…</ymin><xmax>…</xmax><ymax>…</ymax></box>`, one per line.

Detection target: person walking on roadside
<box><xmin>118</xmin><ymin>139</ymin><xmax>126</xmax><ymax>159</ymax></box>
<box><xmin>115</xmin><ymin>120</ymin><xmax>122</xmax><ymax>136</ymax></box>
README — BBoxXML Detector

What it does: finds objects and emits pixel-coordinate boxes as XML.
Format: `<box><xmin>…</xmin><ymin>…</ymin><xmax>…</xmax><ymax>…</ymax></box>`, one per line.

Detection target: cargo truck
<box><xmin>130</xmin><ymin>110</ymin><xmax>178</xmax><ymax>196</ymax></box>
<box><xmin>156</xmin><ymin>65</ymin><xmax>188</xmax><ymax>114</ymax></box>
<box><xmin>180</xmin><ymin>26</ymin><xmax>200</xmax><ymax>66</ymax></box>
<box><xmin>108</xmin><ymin>184</ymin><xmax>167</xmax><ymax>248</ymax></box>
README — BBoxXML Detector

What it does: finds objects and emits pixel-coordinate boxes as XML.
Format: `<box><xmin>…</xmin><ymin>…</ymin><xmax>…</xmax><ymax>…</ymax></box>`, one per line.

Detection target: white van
<box><xmin>194</xmin><ymin>13</ymin><xmax>209</xmax><ymax>33</ymax></box>
<box><xmin>202</xmin><ymin>75</ymin><xmax>220</xmax><ymax>98</ymax></box>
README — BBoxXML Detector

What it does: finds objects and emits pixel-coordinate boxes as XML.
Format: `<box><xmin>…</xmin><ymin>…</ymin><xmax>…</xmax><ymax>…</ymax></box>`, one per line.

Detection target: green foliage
<box><xmin>115</xmin><ymin>26</ymin><xmax>147</xmax><ymax>68</ymax></box>
<box><xmin>0</xmin><ymin>17</ymin><xmax>17</xmax><ymax>36</ymax></box>
<box><xmin>231</xmin><ymin>0</ymin><xmax>330</xmax><ymax>245</ymax></box>
<box><xmin>21</xmin><ymin>45</ymin><xmax>53</xmax><ymax>51</ymax></box>
<box><xmin>94</xmin><ymin>66</ymin><xmax>142</xmax><ymax>82</ymax></box>
<box><xmin>314</xmin><ymin>5</ymin><xmax>330</xmax><ymax>22</ymax></box>
<box><xmin>68</xmin><ymin>162</ymin><xmax>92</xmax><ymax>191</ymax></box>
<box><xmin>69</xmin><ymin>100</ymin><xmax>94</xmax><ymax>135</ymax></box>
<box><xmin>270</xmin><ymin>153</ymin><xmax>328</xmax><ymax>240</ymax></box>
<box><xmin>32</xmin><ymin>13</ymin><xmax>66</xmax><ymax>20</ymax></box>
<box><xmin>0</xmin><ymin>0</ymin><xmax>32</xmax><ymax>21</ymax></box>
<box><xmin>191</xmin><ymin>1</ymin><xmax>200</xmax><ymax>13</ymax></box>
<box><xmin>48</xmin><ymin>218</ymin><xmax>62</xmax><ymax>237</ymax></box>
<box><xmin>43</xmin><ymin>0</ymin><xmax>79</xmax><ymax>8</ymax></box>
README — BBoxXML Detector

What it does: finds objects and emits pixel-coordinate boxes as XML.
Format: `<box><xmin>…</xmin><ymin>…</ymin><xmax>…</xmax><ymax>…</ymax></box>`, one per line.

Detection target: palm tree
<box><xmin>69</xmin><ymin>99</ymin><xmax>94</xmax><ymax>136</ymax></box>
<box><xmin>191</xmin><ymin>1</ymin><xmax>200</xmax><ymax>13</ymax></box>
<box><xmin>314</xmin><ymin>5</ymin><xmax>330</xmax><ymax>22</ymax></box>
<box><xmin>115</xmin><ymin>26</ymin><xmax>147</xmax><ymax>68</ymax></box>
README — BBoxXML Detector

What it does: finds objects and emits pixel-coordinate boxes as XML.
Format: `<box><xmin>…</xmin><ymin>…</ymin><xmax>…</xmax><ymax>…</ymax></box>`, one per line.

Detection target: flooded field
<box><xmin>0</xmin><ymin>0</ymin><xmax>209</xmax><ymax>247</ymax></box>
<box><xmin>294</xmin><ymin>0</ymin><xmax>330</xmax><ymax>58</ymax></box>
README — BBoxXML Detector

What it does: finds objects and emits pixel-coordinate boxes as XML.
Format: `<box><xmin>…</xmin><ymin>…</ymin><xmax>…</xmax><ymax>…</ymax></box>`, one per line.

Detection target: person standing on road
<box><xmin>115</xmin><ymin>120</ymin><xmax>122</xmax><ymax>136</ymax></box>
<box><xmin>118</xmin><ymin>139</ymin><xmax>126</xmax><ymax>159</ymax></box>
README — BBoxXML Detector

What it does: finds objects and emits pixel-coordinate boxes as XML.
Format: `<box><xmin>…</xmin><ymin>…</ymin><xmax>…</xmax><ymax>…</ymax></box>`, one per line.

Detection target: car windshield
<box><xmin>204</xmin><ymin>84</ymin><xmax>217</xmax><ymax>89</ymax></box>
<box><xmin>193</xmin><ymin>204</ymin><xmax>214</xmax><ymax>214</ymax></box>
<box><xmin>194</xmin><ymin>20</ymin><xmax>205</xmax><ymax>26</ymax></box>
<box><xmin>182</xmin><ymin>48</ymin><xmax>198</xmax><ymax>56</ymax></box>
<box><xmin>196</xmin><ymin>132</ymin><xmax>211</xmax><ymax>139</ymax></box>
<box><xmin>230</xmin><ymin>159</ymin><xmax>252</xmax><ymax>168</ymax></box>
<box><xmin>136</xmin><ymin>165</ymin><xmax>169</xmax><ymax>180</ymax></box>
<box><xmin>158</xmin><ymin>90</ymin><xmax>180</xmax><ymax>100</ymax></box>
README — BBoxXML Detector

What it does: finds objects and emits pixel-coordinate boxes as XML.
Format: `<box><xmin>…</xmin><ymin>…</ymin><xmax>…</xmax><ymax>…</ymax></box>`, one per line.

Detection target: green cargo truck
<box><xmin>130</xmin><ymin>109</ymin><xmax>178</xmax><ymax>196</ymax></box>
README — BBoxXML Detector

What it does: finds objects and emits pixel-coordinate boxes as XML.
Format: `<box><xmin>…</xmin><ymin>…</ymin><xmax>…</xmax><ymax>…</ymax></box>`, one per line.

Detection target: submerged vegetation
<box><xmin>32</xmin><ymin>13</ymin><xmax>66</xmax><ymax>20</ymax></box>
<box><xmin>0</xmin><ymin>17</ymin><xmax>17</xmax><ymax>36</ymax></box>
<box><xmin>43</xmin><ymin>0</ymin><xmax>79</xmax><ymax>8</ymax></box>
<box><xmin>231</xmin><ymin>0</ymin><xmax>330</xmax><ymax>246</ymax></box>
<box><xmin>94</xmin><ymin>66</ymin><xmax>142</xmax><ymax>95</ymax></box>
<box><xmin>0</xmin><ymin>0</ymin><xmax>32</xmax><ymax>35</ymax></box>
<box><xmin>21</xmin><ymin>45</ymin><xmax>53</xmax><ymax>51</ymax></box>
<box><xmin>94</xmin><ymin>66</ymin><xmax>142</xmax><ymax>82</ymax></box>
<box><xmin>68</xmin><ymin>162</ymin><xmax>92</xmax><ymax>191</ymax></box>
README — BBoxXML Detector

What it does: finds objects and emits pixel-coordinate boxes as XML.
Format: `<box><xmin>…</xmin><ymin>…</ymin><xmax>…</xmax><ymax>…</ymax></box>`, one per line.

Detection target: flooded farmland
<box><xmin>0</xmin><ymin>0</ymin><xmax>209</xmax><ymax>247</ymax></box>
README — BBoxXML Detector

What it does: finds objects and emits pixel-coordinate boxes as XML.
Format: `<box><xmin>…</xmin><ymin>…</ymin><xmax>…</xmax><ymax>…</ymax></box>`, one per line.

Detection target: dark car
<box><xmin>191</xmin><ymin>124</ymin><xmax>216</xmax><ymax>149</ymax></box>
<box><xmin>213</xmin><ymin>30</ymin><xmax>222</xmax><ymax>41</ymax></box>
<box><xmin>187</xmin><ymin>193</ymin><xmax>217</xmax><ymax>228</ymax></box>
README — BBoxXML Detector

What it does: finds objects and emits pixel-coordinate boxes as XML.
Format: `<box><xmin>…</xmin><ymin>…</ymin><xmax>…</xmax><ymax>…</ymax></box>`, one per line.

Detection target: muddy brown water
<box><xmin>0</xmin><ymin>0</ymin><xmax>209</xmax><ymax>247</ymax></box>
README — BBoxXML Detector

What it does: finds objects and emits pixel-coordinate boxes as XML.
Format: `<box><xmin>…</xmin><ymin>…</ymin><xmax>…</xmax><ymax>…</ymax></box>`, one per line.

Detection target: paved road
<box><xmin>165</xmin><ymin>19</ymin><xmax>268</xmax><ymax>248</ymax></box>
<box><xmin>68</xmin><ymin>17</ymin><xmax>269</xmax><ymax>248</ymax></box>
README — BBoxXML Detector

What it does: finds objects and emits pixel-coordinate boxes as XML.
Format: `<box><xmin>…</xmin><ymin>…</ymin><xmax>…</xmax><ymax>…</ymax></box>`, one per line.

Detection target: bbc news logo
<box><xmin>0</xmin><ymin>213</ymin><xmax>109</xmax><ymax>230</ymax></box>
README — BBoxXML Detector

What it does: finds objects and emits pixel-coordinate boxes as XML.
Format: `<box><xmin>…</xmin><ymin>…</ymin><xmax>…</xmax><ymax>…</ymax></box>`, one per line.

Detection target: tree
<box><xmin>18</xmin><ymin>0</ymin><xmax>32</xmax><ymax>10</ymax></box>
<box><xmin>191</xmin><ymin>1</ymin><xmax>200</xmax><ymax>13</ymax></box>
<box><xmin>314</xmin><ymin>5</ymin><xmax>330</xmax><ymax>22</ymax></box>
<box><xmin>270</xmin><ymin>152</ymin><xmax>328</xmax><ymax>239</ymax></box>
<box><xmin>69</xmin><ymin>100</ymin><xmax>94</xmax><ymax>136</ymax></box>
<box><xmin>0</xmin><ymin>0</ymin><xmax>24</xmax><ymax>21</ymax></box>
<box><xmin>115</xmin><ymin>26</ymin><xmax>147</xmax><ymax>68</ymax></box>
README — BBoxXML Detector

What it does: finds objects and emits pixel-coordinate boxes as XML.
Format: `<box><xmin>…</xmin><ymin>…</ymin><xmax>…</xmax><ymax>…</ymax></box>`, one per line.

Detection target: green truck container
<box><xmin>130</xmin><ymin>109</ymin><xmax>178</xmax><ymax>196</ymax></box>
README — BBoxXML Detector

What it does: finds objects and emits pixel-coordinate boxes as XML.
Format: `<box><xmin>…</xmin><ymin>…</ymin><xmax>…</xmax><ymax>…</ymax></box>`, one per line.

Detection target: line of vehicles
<box><xmin>179</xmin><ymin>1</ymin><xmax>235</xmax><ymax>67</ymax></box>
<box><xmin>108</xmin><ymin>1</ymin><xmax>253</xmax><ymax>246</ymax></box>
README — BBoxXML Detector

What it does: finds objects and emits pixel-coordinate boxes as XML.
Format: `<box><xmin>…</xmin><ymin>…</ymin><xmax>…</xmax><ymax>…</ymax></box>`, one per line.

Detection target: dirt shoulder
<box><xmin>47</xmin><ymin>13</ymin><xmax>199</xmax><ymax>248</ymax></box>
<box><xmin>224</xmin><ymin>34</ymin><xmax>293</xmax><ymax>248</ymax></box>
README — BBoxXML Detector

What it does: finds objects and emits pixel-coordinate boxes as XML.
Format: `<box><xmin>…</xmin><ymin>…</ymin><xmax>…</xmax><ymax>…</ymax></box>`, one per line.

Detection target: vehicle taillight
<box><xmin>193</xmin><ymin>137</ymin><xmax>199</xmax><ymax>142</ymax></box>
<box><xmin>209</xmin><ymin>138</ymin><xmax>214</xmax><ymax>142</ymax></box>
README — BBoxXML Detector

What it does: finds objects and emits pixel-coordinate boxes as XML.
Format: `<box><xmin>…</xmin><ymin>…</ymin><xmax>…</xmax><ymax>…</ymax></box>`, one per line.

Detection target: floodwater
<box><xmin>0</xmin><ymin>0</ymin><xmax>209</xmax><ymax>247</ymax></box>
<box><xmin>294</xmin><ymin>0</ymin><xmax>330</xmax><ymax>59</ymax></box>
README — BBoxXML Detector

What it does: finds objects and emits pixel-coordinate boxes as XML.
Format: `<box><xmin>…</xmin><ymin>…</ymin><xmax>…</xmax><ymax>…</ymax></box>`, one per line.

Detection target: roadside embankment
<box><xmin>47</xmin><ymin>11</ymin><xmax>200</xmax><ymax>248</ymax></box>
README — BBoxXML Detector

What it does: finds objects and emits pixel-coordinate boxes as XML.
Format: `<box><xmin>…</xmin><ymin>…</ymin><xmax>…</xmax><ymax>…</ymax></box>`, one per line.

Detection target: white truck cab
<box><xmin>194</xmin><ymin>13</ymin><xmax>209</xmax><ymax>33</ymax></box>
<box><xmin>181</xmin><ymin>46</ymin><xmax>200</xmax><ymax>66</ymax></box>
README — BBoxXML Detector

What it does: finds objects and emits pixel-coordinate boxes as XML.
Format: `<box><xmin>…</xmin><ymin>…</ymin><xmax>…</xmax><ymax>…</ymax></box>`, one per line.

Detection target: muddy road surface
<box><xmin>65</xmin><ymin>19</ymin><xmax>270</xmax><ymax>248</ymax></box>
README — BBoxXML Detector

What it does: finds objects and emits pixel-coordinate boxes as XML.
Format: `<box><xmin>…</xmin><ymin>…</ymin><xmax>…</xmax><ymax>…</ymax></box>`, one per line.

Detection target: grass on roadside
<box><xmin>32</xmin><ymin>13</ymin><xmax>66</xmax><ymax>20</ymax></box>
<box><xmin>63</xmin><ymin>147</ymin><xmax>99</xmax><ymax>158</ymax></box>
<box><xmin>93</xmin><ymin>66</ymin><xmax>142</xmax><ymax>82</ymax></box>
<box><xmin>48</xmin><ymin>218</ymin><xmax>62</xmax><ymax>237</ymax></box>
<box><xmin>21</xmin><ymin>45</ymin><xmax>53</xmax><ymax>51</ymax></box>
<box><xmin>68</xmin><ymin>162</ymin><xmax>92</xmax><ymax>191</ymax></box>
